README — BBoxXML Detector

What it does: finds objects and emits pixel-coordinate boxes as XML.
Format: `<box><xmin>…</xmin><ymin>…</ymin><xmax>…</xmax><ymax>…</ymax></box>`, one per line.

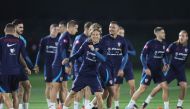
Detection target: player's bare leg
<box><xmin>74</xmin><ymin>89</ymin><xmax>84</xmax><ymax>109</ymax></box>
<box><xmin>63</xmin><ymin>91</ymin><xmax>77</xmax><ymax>109</ymax></box>
<box><xmin>141</xmin><ymin>84</ymin><xmax>162</xmax><ymax>109</ymax></box>
<box><xmin>0</xmin><ymin>94</ymin><xmax>4</xmax><ymax>109</ymax></box>
<box><xmin>18</xmin><ymin>80</ymin><xmax>31</xmax><ymax>109</ymax></box>
<box><xmin>2</xmin><ymin>93</ymin><xmax>13</xmax><ymax>109</ymax></box>
<box><xmin>126</xmin><ymin>84</ymin><xmax>148</xmax><ymax>109</ymax></box>
<box><xmin>128</xmin><ymin>80</ymin><xmax>136</xmax><ymax>97</ymax></box>
<box><xmin>95</xmin><ymin>92</ymin><xmax>103</xmax><ymax>109</ymax></box>
<box><xmin>45</xmin><ymin>83</ymin><xmax>52</xmax><ymax>107</ymax></box>
<box><xmin>12</xmin><ymin>91</ymin><xmax>19</xmax><ymax>109</ymax></box>
<box><xmin>114</xmin><ymin>84</ymin><xmax>120</xmax><ymax>108</ymax></box>
<box><xmin>160</xmin><ymin>81</ymin><xmax>169</xmax><ymax>109</ymax></box>
<box><xmin>50</xmin><ymin>83</ymin><xmax>61</xmax><ymax>109</ymax></box>
<box><xmin>177</xmin><ymin>82</ymin><xmax>187</xmax><ymax>108</ymax></box>
<box><xmin>84</xmin><ymin>86</ymin><xmax>91</xmax><ymax>108</ymax></box>
<box><xmin>107</xmin><ymin>86</ymin><xmax>115</xmax><ymax>109</ymax></box>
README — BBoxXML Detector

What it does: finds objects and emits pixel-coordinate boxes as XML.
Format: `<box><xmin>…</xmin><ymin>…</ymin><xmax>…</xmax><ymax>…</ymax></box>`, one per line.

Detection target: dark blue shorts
<box><xmin>166</xmin><ymin>65</ymin><xmax>186</xmax><ymax>84</ymax></box>
<box><xmin>140</xmin><ymin>66</ymin><xmax>166</xmax><ymax>86</ymax></box>
<box><xmin>19</xmin><ymin>68</ymin><xmax>29</xmax><ymax>81</ymax></box>
<box><xmin>44</xmin><ymin>65</ymin><xmax>53</xmax><ymax>82</ymax></box>
<box><xmin>72</xmin><ymin>75</ymin><xmax>103</xmax><ymax>93</ymax></box>
<box><xmin>52</xmin><ymin>66</ymin><xmax>63</xmax><ymax>83</ymax></box>
<box><xmin>0</xmin><ymin>75</ymin><xmax>20</xmax><ymax>93</ymax></box>
<box><xmin>115</xmin><ymin>61</ymin><xmax>134</xmax><ymax>84</ymax></box>
<box><xmin>98</xmin><ymin>64</ymin><xmax>115</xmax><ymax>89</ymax></box>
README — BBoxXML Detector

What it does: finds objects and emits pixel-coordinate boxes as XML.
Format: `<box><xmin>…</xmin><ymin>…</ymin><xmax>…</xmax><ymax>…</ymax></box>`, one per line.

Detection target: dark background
<box><xmin>0</xmin><ymin>0</ymin><xmax>190</xmax><ymax>67</ymax></box>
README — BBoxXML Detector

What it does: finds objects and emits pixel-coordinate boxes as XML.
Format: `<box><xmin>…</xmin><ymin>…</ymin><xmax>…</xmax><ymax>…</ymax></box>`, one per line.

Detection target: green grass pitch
<box><xmin>29</xmin><ymin>69</ymin><xmax>190</xmax><ymax>109</ymax></box>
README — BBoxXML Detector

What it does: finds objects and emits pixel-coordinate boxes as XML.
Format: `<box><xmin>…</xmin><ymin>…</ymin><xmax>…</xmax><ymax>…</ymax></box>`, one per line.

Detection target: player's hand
<box><xmin>65</xmin><ymin>66</ymin><xmax>71</xmax><ymax>74</ymax></box>
<box><xmin>88</xmin><ymin>45</ymin><xmax>95</xmax><ymax>51</ymax></box>
<box><xmin>24</xmin><ymin>67</ymin><xmax>31</xmax><ymax>75</ymax></box>
<box><xmin>62</xmin><ymin>58</ymin><xmax>69</xmax><ymax>65</ymax></box>
<box><xmin>117</xmin><ymin>69</ymin><xmax>124</xmax><ymax>77</ymax></box>
<box><xmin>162</xmin><ymin>64</ymin><xmax>170</xmax><ymax>72</ymax></box>
<box><xmin>144</xmin><ymin>68</ymin><xmax>151</xmax><ymax>76</ymax></box>
<box><xmin>33</xmin><ymin>65</ymin><xmax>39</xmax><ymax>74</ymax></box>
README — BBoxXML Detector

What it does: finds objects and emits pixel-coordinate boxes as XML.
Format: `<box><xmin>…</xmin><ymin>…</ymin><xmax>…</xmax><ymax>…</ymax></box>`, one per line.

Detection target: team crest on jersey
<box><xmin>185</xmin><ymin>48</ymin><xmax>188</xmax><ymax>53</ymax></box>
<box><xmin>9</xmin><ymin>48</ymin><xmax>16</xmax><ymax>55</ymax></box>
<box><xmin>118</xmin><ymin>42</ymin><xmax>121</xmax><ymax>47</ymax></box>
<box><xmin>63</xmin><ymin>39</ymin><xmax>68</xmax><ymax>43</ymax></box>
<box><xmin>55</xmin><ymin>42</ymin><xmax>58</xmax><ymax>46</ymax></box>
<box><xmin>163</xmin><ymin>46</ymin><xmax>165</xmax><ymax>50</ymax></box>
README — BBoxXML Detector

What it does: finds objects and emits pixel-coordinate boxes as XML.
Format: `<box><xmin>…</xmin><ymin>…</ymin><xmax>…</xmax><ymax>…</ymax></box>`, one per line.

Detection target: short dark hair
<box><xmin>84</xmin><ymin>22</ymin><xmax>93</xmax><ymax>30</ymax></box>
<box><xmin>50</xmin><ymin>24</ymin><xmax>58</xmax><ymax>30</ymax></box>
<box><xmin>12</xmin><ymin>19</ymin><xmax>23</xmax><ymax>26</ymax></box>
<box><xmin>67</xmin><ymin>20</ymin><xmax>78</xmax><ymax>28</ymax></box>
<box><xmin>59</xmin><ymin>20</ymin><xmax>66</xmax><ymax>26</ymax></box>
<box><xmin>4</xmin><ymin>23</ymin><xmax>15</xmax><ymax>33</ymax></box>
<box><xmin>154</xmin><ymin>27</ymin><xmax>164</xmax><ymax>33</ymax></box>
<box><xmin>110</xmin><ymin>21</ymin><xmax>119</xmax><ymax>26</ymax></box>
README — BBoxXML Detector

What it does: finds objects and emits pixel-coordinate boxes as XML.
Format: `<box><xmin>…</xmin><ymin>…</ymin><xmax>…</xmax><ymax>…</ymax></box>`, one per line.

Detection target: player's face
<box><xmin>91</xmin><ymin>30</ymin><xmax>101</xmax><ymax>44</ymax></box>
<box><xmin>50</xmin><ymin>27</ymin><xmax>59</xmax><ymax>37</ymax></box>
<box><xmin>59</xmin><ymin>24</ymin><xmax>66</xmax><ymax>33</ymax></box>
<box><xmin>118</xmin><ymin>29</ymin><xmax>125</xmax><ymax>37</ymax></box>
<box><xmin>157</xmin><ymin>30</ymin><xmax>166</xmax><ymax>40</ymax></box>
<box><xmin>109</xmin><ymin>23</ymin><xmax>119</xmax><ymax>36</ymax></box>
<box><xmin>15</xmin><ymin>24</ymin><xmax>24</xmax><ymax>35</ymax></box>
<box><xmin>70</xmin><ymin>25</ymin><xmax>78</xmax><ymax>35</ymax></box>
<box><xmin>179</xmin><ymin>32</ymin><xmax>188</xmax><ymax>44</ymax></box>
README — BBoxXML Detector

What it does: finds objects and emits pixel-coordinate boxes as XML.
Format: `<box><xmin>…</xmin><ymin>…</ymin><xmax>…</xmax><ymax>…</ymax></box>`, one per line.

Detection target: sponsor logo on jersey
<box><xmin>7</xmin><ymin>43</ymin><xmax>16</xmax><ymax>47</ymax></box>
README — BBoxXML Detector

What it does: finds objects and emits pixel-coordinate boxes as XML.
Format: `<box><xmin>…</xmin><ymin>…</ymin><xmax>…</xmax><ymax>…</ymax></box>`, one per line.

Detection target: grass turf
<box><xmin>29</xmin><ymin>69</ymin><xmax>190</xmax><ymax>109</ymax></box>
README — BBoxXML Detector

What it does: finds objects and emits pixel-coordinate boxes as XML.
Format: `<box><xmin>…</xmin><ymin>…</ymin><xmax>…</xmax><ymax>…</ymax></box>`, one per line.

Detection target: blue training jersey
<box><xmin>140</xmin><ymin>39</ymin><xmax>168</xmax><ymax>69</ymax></box>
<box><xmin>99</xmin><ymin>34</ymin><xmax>128</xmax><ymax>70</ymax></box>
<box><xmin>166</xmin><ymin>42</ymin><xmax>190</xmax><ymax>67</ymax></box>
<box><xmin>52</xmin><ymin>32</ymin><xmax>72</xmax><ymax>67</ymax></box>
<box><xmin>35</xmin><ymin>35</ymin><xmax>59</xmax><ymax>66</ymax></box>
<box><xmin>0</xmin><ymin>35</ymin><xmax>32</xmax><ymax>75</ymax></box>
<box><xmin>71</xmin><ymin>33</ymin><xmax>88</xmax><ymax>64</ymax></box>
<box><xmin>69</xmin><ymin>39</ymin><xmax>106</xmax><ymax>76</ymax></box>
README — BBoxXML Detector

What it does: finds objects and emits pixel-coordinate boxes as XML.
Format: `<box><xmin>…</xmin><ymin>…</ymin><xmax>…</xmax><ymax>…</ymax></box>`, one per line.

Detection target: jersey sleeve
<box><xmin>119</xmin><ymin>38</ymin><xmax>128</xmax><ymax>70</ymax></box>
<box><xmin>20</xmin><ymin>40</ymin><xmax>34</xmax><ymax>69</ymax></box>
<box><xmin>69</xmin><ymin>41</ymin><xmax>86</xmax><ymax>62</ymax></box>
<box><xmin>127</xmin><ymin>39</ymin><xmax>136</xmax><ymax>56</ymax></box>
<box><xmin>35</xmin><ymin>38</ymin><xmax>45</xmax><ymax>66</ymax></box>
<box><xmin>140</xmin><ymin>41</ymin><xmax>151</xmax><ymax>69</ymax></box>
<box><xmin>166</xmin><ymin>43</ymin><xmax>175</xmax><ymax>64</ymax></box>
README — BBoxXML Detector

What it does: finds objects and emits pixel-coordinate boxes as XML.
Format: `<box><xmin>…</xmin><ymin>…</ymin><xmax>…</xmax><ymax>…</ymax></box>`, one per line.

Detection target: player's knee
<box><xmin>69</xmin><ymin>91</ymin><xmax>77</xmax><ymax>98</ymax></box>
<box><xmin>138</xmin><ymin>86</ymin><xmax>146</xmax><ymax>93</ymax></box>
<box><xmin>180</xmin><ymin>83</ymin><xmax>187</xmax><ymax>90</ymax></box>
<box><xmin>95</xmin><ymin>93</ymin><xmax>103</xmax><ymax>101</ymax></box>
<box><xmin>161</xmin><ymin>84</ymin><xmax>168</xmax><ymax>91</ymax></box>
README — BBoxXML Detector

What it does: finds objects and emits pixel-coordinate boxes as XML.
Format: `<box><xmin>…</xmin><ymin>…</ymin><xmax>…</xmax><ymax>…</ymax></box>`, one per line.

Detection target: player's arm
<box><xmin>88</xmin><ymin>44</ymin><xmax>106</xmax><ymax>62</ymax></box>
<box><xmin>62</xmin><ymin>42</ymin><xmax>86</xmax><ymax>65</ymax></box>
<box><xmin>119</xmin><ymin>39</ymin><xmax>129</xmax><ymax>70</ymax></box>
<box><xmin>140</xmin><ymin>41</ymin><xmax>151</xmax><ymax>75</ymax></box>
<box><xmin>71</xmin><ymin>36</ymin><xmax>83</xmax><ymax>62</ymax></box>
<box><xmin>34</xmin><ymin>38</ymin><xmax>45</xmax><ymax>73</ymax></box>
<box><xmin>19</xmin><ymin>41</ymin><xmax>33</xmax><ymax>75</ymax></box>
<box><xmin>19</xmin><ymin>54</ymin><xmax>31</xmax><ymax>75</ymax></box>
<box><xmin>127</xmin><ymin>40</ymin><xmax>136</xmax><ymax>56</ymax></box>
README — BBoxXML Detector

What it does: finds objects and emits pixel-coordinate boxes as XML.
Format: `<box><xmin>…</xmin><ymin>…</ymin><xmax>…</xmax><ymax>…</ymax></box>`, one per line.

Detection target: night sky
<box><xmin>1</xmin><ymin>0</ymin><xmax>190</xmax><ymax>20</ymax></box>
